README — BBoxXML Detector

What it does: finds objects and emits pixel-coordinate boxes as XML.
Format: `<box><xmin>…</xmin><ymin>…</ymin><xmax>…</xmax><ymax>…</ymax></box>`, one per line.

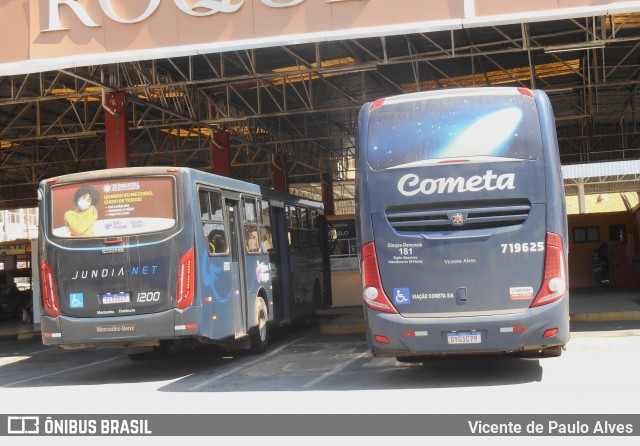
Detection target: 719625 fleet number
<box><xmin>500</xmin><ymin>242</ymin><xmax>544</xmax><ymax>254</ymax></box>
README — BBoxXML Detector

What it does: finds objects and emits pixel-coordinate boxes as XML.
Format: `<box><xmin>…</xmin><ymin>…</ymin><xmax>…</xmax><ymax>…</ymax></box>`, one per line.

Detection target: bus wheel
<box><xmin>395</xmin><ymin>356</ymin><xmax>423</xmax><ymax>363</ymax></box>
<box><xmin>250</xmin><ymin>296</ymin><xmax>269</xmax><ymax>354</ymax></box>
<box><xmin>313</xmin><ymin>281</ymin><xmax>323</xmax><ymax>308</ymax></box>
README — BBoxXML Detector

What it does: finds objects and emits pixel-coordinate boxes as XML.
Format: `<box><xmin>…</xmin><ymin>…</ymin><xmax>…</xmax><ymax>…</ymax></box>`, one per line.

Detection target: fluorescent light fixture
<box><xmin>546</xmin><ymin>87</ymin><xmax>574</xmax><ymax>94</ymax></box>
<box><xmin>544</xmin><ymin>41</ymin><xmax>605</xmax><ymax>53</ymax></box>
<box><xmin>57</xmin><ymin>131</ymin><xmax>98</xmax><ymax>140</ymax></box>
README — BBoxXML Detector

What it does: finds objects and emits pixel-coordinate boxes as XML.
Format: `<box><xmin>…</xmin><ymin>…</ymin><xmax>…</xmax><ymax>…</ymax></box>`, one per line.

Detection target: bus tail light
<box><xmin>374</xmin><ymin>335</ymin><xmax>390</xmax><ymax>344</ymax></box>
<box><xmin>176</xmin><ymin>247</ymin><xmax>195</xmax><ymax>310</ymax></box>
<box><xmin>40</xmin><ymin>258</ymin><xmax>61</xmax><ymax>317</ymax></box>
<box><xmin>370</xmin><ymin>98</ymin><xmax>385</xmax><ymax>112</ymax></box>
<box><xmin>361</xmin><ymin>242</ymin><xmax>398</xmax><ymax>314</ymax></box>
<box><xmin>531</xmin><ymin>233</ymin><xmax>567</xmax><ymax>307</ymax></box>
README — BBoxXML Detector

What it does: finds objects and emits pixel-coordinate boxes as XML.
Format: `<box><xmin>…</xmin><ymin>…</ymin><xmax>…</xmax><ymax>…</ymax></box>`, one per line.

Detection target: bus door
<box><xmin>225</xmin><ymin>198</ymin><xmax>247</xmax><ymax>337</ymax></box>
<box><xmin>271</xmin><ymin>203</ymin><xmax>292</xmax><ymax>322</ymax></box>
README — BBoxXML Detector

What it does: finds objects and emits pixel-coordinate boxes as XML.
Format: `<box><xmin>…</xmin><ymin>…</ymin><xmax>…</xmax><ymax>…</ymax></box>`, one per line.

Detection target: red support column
<box><xmin>104</xmin><ymin>92</ymin><xmax>129</xmax><ymax>168</ymax></box>
<box><xmin>322</xmin><ymin>172</ymin><xmax>335</xmax><ymax>216</ymax></box>
<box><xmin>212</xmin><ymin>131</ymin><xmax>231</xmax><ymax>177</ymax></box>
<box><xmin>271</xmin><ymin>153</ymin><xmax>288</xmax><ymax>191</ymax></box>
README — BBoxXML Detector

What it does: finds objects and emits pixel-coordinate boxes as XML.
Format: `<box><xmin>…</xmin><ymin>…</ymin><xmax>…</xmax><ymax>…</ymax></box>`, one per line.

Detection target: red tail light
<box><xmin>517</xmin><ymin>87</ymin><xmax>534</xmax><ymax>98</ymax></box>
<box><xmin>370</xmin><ymin>98</ymin><xmax>385</xmax><ymax>112</ymax></box>
<box><xmin>361</xmin><ymin>242</ymin><xmax>397</xmax><ymax>314</ymax></box>
<box><xmin>40</xmin><ymin>258</ymin><xmax>60</xmax><ymax>317</ymax></box>
<box><xmin>531</xmin><ymin>233</ymin><xmax>567</xmax><ymax>307</ymax></box>
<box><xmin>176</xmin><ymin>247</ymin><xmax>195</xmax><ymax>310</ymax></box>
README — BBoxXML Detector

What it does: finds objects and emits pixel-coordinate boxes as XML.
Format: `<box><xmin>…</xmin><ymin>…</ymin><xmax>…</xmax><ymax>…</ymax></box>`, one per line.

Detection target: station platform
<box><xmin>0</xmin><ymin>287</ymin><xmax>638</xmax><ymax>341</ymax></box>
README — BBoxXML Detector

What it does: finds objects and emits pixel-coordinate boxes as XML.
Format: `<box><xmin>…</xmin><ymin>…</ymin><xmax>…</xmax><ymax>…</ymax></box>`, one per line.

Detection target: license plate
<box><xmin>447</xmin><ymin>331</ymin><xmax>481</xmax><ymax>344</ymax></box>
<box><xmin>100</xmin><ymin>292</ymin><xmax>130</xmax><ymax>305</ymax></box>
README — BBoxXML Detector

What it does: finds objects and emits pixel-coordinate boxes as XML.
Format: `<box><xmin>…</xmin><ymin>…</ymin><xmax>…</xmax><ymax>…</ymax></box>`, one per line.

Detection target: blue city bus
<box><xmin>355</xmin><ymin>87</ymin><xmax>569</xmax><ymax>360</ymax></box>
<box><xmin>37</xmin><ymin>166</ymin><xmax>330</xmax><ymax>358</ymax></box>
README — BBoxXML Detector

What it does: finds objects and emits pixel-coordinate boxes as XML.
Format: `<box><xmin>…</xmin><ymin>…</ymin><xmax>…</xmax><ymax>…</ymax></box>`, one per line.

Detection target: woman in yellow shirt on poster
<box><xmin>64</xmin><ymin>185</ymin><xmax>100</xmax><ymax>237</ymax></box>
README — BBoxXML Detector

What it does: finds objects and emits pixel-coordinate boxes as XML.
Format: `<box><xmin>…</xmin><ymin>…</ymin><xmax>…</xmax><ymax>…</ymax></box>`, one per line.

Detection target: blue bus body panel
<box><xmin>364</xmin><ymin>297</ymin><xmax>569</xmax><ymax>357</ymax></box>
<box><xmin>367</xmin><ymin>159</ymin><xmax>547</xmax><ymax>316</ymax></box>
<box><xmin>40</xmin><ymin>308</ymin><xmax>200</xmax><ymax>346</ymax></box>
<box><xmin>38</xmin><ymin>166</ymin><xmax>328</xmax><ymax>350</ymax></box>
<box><xmin>356</xmin><ymin>88</ymin><xmax>569</xmax><ymax>356</ymax></box>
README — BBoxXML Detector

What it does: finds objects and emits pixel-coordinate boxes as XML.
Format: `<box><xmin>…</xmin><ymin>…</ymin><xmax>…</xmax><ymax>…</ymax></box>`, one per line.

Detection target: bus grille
<box><xmin>386</xmin><ymin>203</ymin><xmax>530</xmax><ymax>233</ymax></box>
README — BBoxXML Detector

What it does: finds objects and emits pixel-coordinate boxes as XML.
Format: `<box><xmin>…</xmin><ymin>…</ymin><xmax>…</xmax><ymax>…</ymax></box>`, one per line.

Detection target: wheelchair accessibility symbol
<box><xmin>393</xmin><ymin>288</ymin><xmax>411</xmax><ymax>305</ymax></box>
<box><xmin>70</xmin><ymin>293</ymin><xmax>84</xmax><ymax>309</ymax></box>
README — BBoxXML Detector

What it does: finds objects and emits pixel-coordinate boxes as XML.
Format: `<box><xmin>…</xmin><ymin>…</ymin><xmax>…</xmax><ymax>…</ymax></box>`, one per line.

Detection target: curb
<box><xmin>319</xmin><ymin>322</ymin><xmax>365</xmax><ymax>335</ymax></box>
<box><xmin>0</xmin><ymin>331</ymin><xmax>40</xmax><ymax>342</ymax></box>
<box><xmin>16</xmin><ymin>332</ymin><xmax>41</xmax><ymax>340</ymax></box>
<box><xmin>570</xmin><ymin>311</ymin><xmax>640</xmax><ymax>322</ymax></box>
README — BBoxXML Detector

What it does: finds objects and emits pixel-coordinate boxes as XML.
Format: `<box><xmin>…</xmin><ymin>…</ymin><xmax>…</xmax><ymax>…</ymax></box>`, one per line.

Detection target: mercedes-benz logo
<box><xmin>451</xmin><ymin>212</ymin><xmax>464</xmax><ymax>226</ymax></box>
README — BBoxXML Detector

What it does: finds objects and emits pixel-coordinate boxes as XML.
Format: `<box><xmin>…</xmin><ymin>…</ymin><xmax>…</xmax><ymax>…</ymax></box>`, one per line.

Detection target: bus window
<box><xmin>243</xmin><ymin>198</ymin><xmax>257</xmax><ymax>223</ymax></box>
<box><xmin>259</xmin><ymin>200</ymin><xmax>271</xmax><ymax>226</ymax></box>
<box><xmin>198</xmin><ymin>190</ymin><xmax>210</xmax><ymax>219</ymax></box>
<box><xmin>204</xmin><ymin>223</ymin><xmax>227</xmax><ymax>254</ymax></box>
<box><xmin>260</xmin><ymin>227</ymin><xmax>273</xmax><ymax>251</ymax></box>
<box><xmin>300</xmin><ymin>208</ymin><xmax>309</xmax><ymax>230</ymax></box>
<box><xmin>243</xmin><ymin>198</ymin><xmax>261</xmax><ymax>253</ymax></box>
<box><xmin>244</xmin><ymin>226</ymin><xmax>260</xmax><ymax>253</ymax></box>
<box><xmin>200</xmin><ymin>189</ymin><xmax>227</xmax><ymax>255</ymax></box>
<box><xmin>258</xmin><ymin>200</ymin><xmax>273</xmax><ymax>252</ymax></box>
<box><xmin>309</xmin><ymin>209</ymin><xmax>317</xmax><ymax>230</ymax></box>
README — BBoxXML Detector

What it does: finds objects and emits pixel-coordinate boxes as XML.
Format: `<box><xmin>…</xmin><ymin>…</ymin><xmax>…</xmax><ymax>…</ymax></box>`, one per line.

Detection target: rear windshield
<box><xmin>367</xmin><ymin>90</ymin><xmax>543</xmax><ymax>170</ymax></box>
<box><xmin>50</xmin><ymin>176</ymin><xmax>176</xmax><ymax>238</ymax></box>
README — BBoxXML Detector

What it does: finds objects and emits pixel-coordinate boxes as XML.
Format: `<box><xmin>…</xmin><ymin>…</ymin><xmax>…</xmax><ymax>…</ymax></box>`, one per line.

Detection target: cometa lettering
<box><xmin>397</xmin><ymin>170</ymin><xmax>515</xmax><ymax>196</ymax></box>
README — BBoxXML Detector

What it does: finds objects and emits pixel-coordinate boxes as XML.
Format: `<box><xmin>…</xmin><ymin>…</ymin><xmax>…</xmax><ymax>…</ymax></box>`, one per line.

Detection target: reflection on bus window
<box><xmin>243</xmin><ymin>198</ymin><xmax>257</xmax><ymax>223</ymax></box>
<box><xmin>199</xmin><ymin>189</ymin><xmax>227</xmax><ymax>255</ymax></box>
<box><xmin>245</xmin><ymin>226</ymin><xmax>260</xmax><ymax>253</ymax></box>
<box><xmin>260</xmin><ymin>200</ymin><xmax>271</xmax><ymax>226</ymax></box>
<box><xmin>261</xmin><ymin>227</ymin><xmax>273</xmax><ymax>251</ymax></box>
<box><xmin>204</xmin><ymin>223</ymin><xmax>227</xmax><ymax>254</ymax></box>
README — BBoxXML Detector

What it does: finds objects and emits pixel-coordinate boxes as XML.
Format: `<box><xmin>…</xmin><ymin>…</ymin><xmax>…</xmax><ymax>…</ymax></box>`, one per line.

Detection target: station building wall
<box><xmin>567</xmin><ymin>211</ymin><xmax>640</xmax><ymax>289</ymax></box>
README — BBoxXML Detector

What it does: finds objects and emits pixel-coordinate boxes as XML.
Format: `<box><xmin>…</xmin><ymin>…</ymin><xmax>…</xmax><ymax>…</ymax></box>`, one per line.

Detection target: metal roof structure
<box><xmin>562</xmin><ymin>159</ymin><xmax>640</xmax><ymax>195</ymax></box>
<box><xmin>1</xmin><ymin>10</ymin><xmax>640</xmax><ymax>211</ymax></box>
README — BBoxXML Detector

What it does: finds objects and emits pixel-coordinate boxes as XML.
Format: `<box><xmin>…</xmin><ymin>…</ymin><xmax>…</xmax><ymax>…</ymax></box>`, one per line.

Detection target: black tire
<box><xmin>395</xmin><ymin>356</ymin><xmax>425</xmax><ymax>363</ymax></box>
<box><xmin>250</xmin><ymin>296</ymin><xmax>269</xmax><ymax>354</ymax></box>
<box><xmin>127</xmin><ymin>342</ymin><xmax>170</xmax><ymax>360</ymax></box>
<box><xmin>313</xmin><ymin>281</ymin><xmax>323</xmax><ymax>308</ymax></box>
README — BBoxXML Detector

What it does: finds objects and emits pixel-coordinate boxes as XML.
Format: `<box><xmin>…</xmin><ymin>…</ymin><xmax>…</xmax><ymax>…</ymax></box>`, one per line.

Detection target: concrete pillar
<box><xmin>104</xmin><ymin>92</ymin><xmax>129</xmax><ymax>168</ymax></box>
<box><xmin>212</xmin><ymin>131</ymin><xmax>231</xmax><ymax>177</ymax></box>
<box><xmin>578</xmin><ymin>181</ymin><xmax>586</xmax><ymax>214</ymax></box>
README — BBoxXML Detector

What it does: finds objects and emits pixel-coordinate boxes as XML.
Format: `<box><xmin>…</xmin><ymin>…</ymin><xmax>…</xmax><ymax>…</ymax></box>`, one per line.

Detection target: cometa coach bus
<box><xmin>38</xmin><ymin>166</ymin><xmax>331</xmax><ymax>358</ymax></box>
<box><xmin>355</xmin><ymin>87</ymin><xmax>569</xmax><ymax>360</ymax></box>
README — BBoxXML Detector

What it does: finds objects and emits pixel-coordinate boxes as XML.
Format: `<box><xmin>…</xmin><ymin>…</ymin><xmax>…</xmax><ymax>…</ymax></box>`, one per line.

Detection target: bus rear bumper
<box><xmin>364</xmin><ymin>297</ymin><xmax>570</xmax><ymax>358</ymax></box>
<box><xmin>40</xmin><ymin>308</ymin><xmax>200</xmax><ymax>349</ymax></box>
